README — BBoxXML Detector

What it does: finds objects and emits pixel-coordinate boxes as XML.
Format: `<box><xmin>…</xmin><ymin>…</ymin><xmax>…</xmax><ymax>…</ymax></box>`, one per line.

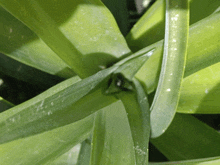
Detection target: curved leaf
<box><xmin>126</xmin><ymin>0</ymin><xmax>220</xmax><ymax>51</ymax></box>
<box><xmin>0</xmin><ymin>7</ymin><xmax>74</xmax><ymax>78</ymax></box>
<box><xmin>0</xmin><ymin>115</ymin><xmax>93</xmax><ymax>165</ymax></box>
<box><xmin>0</xmin><ymin>0</ymin><xmax>131</xmax><ymax>77</ymax></box>
<box><xmin>0</xmin><ymin>97</ymin><xmax>13</xmax><ymax>112</ymax></box>
<box><xmin>76</xmin><ymin>139</ymin><xmax>91</xmax><ymax>165</ymax></box>
<box><xmin>150</xmin><ymin>0</ymin><xmax>189</xmax><ymax>138</ymax></box>
<box><xmin>49</xmin><ymin>144</ymin><xmax>81</xmax><ymax>165</ymax></box>
<box><xmin>135</xmin><ymin>12</ymin><xmax>220</xmax><ymax>95</ymax></box>
<box><xmin>0</xmin><ymin>67</ymin><xmax>117</xmax><ymax>144</ymax></box>
<box><xmin>149</xmin><ymin>156</ymin><xmax>220</xmax><ymax>165</ymax></box>
<box><xmin>0</xmin><ymin>53</ymin><xmax>63</xmax><ymax>88</ymax></box>
<box><xmin>150</xmin><ymin>114</ymin><xmax>220</xmax><ymax>160</ymax></box>
<box><xmin>90</xmin><ymin>101</ymin><xmax>136</xmax><ymax>165</ymax></box>
<box><xmin>178</xmin><ymin>62</ymin><xmax>220</xmax><ymax>114</ymax></box>
<box><xmin>117</xmin><ymin>79</ymin><xmax>150</xmax><ymax>165</ymax></box>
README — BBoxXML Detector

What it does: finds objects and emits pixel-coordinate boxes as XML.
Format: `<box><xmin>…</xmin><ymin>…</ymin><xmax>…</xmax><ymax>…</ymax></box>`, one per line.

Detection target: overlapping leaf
<box><xmin>151</xmin><ymin>114</ymin><xmax>220</xmax><ymax>160</ymax></box>
<box><xmin>90</xmin><ymin>101</ymin><xmax>136</xmax><ymax>165</ymax></box>
<box><xmin>149</xmin><ymin>156</ymin><xmax>220</xmax><ymax>165</ymax></box>
<box><xmin>0</xmin><ymin>116</ymin><xmax>94</xmax><ymax>165</ymax></box>
<box><xmin>126</xmin><ymin>0</ymin><xmax>220</xmax><ymax>51</ymax></box>
<box><xmin>0</xmin><ymin>0</ymin><xmax>131</xmax><ymax>77</ymax></box>
<box><xmin>135</xmin><ymin>12</ymin><xmax>220</xmax><ymax>95</ymax></box>
<box><xmin>118</xmin><ymin>79</ymin><xmax>150</xmax><ymax>165</ymax></box>
<box><xmin>150</xmin><ymin>0</ymin><xmax>189</xmax><ymax>138</ymax></box>
<box><xmin>178</xmin><ymin>62</ymin><xmax>220</xmax><ymax>114</ymax></box>
<box><xmin>0</xmin><ymin>67</ymin><xmax>117</xmax><ymax>144</ymax></box>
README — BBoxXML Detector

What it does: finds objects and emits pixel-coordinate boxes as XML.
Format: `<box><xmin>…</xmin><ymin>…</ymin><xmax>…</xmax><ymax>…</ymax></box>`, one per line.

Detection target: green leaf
<box><xmin>150</xmin><ymin>0</ymin><xmax>189</xmax><ymax>138</ymax></box>
<box><xmin>117</xmin><ymin>79</ymin><xmax>150</xmax><ymax>165</ymax></box>
<box><xmin>0</xmin><ymin>67</ymin><xmax>117</xmax><ymax>144</ymax></box>
<box><xmin>0</xmin><ymin>0</ymin><xmax>131</xmax><ymax>77</ymax></box>
<box><xmin>102</xmin><ymin>0</ymin><xmax>130</xmax><ymax>36</ymax></box>
<box><xmin>0</xmin><ymin>7</ymin><xmax>75</xmax><ymax>78</ymax></box>
<box><xmin>0</xmin><ymin>53</ymin><xmax>63</xmax><ymax>88</ymax></box>
<box><xmin>49</xmin><ymin>144</ymin><xmax>81</xmax><ymax>165</ymax></box>
<box><xmin>150</xmin><ymin>114</ymin><xmax>220</xmax><ymax>160</ymax></box>
<box><xmin>76</xmin><ymin>139</ymin><xmax>91</xmax><ymax>165</ymax></box>
<box><xmin>149</xmin><ymin>156</ymin><xmax>220</xmax><ymax>165</ymax></box>
<box><xmin>0</xmin><ymin>97</ymin><xmax>13</xmax><ymax>112</ymax></box>
<box><xmin>0</xmin><ymin>115</ymin><xmax>94</xmax><ymax>165</ymax></box>
<box><xmin>135</xmin><ymin>11</ymin><xmax>220</xmax><ymax>95</ymax></box>
<box><xmin>90</xmin><ymin>101</ymin><xmax>136</xmax><ymax>165</ymax></box>
<box><xmin>126</xmin><ymin>0</ymin><xmax>220</xmax><ymax>51</ymax></box>
<box><xmin>178</xmin><ymin>62</ymin><xmax>220</xmax><ymax>114</ymax></box>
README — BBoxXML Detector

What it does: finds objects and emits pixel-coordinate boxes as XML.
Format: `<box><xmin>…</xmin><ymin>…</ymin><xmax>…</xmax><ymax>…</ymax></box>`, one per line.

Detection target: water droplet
<box><xmin>0</xmin><ymin>79</ymin><xmax>3</xmax><ymax>86</ymax></box>
<box><xmin>51</xmin><ymin>102</ymin><xmax>54</xmax><ymax>106</ymax></box>
<box><xmin>172</xmin><ymin>39</ymin><xmax>176</xmax><ymax>42</ymax></box>
<box><xmin>171</xmin><ymin>17</ymin><xmax>178</xmax><ymax>21</ymax></box>
<box><xmin>98</xmin><ymin>65</ymin><xmax>106</xmax><ymax>69</ymax></box>
<box><xmin>90</xmin><ymin>37</ymin><xmax>98</xmax><ymax>41</ymax></box>
<box><xmin>147</xmin><ymin>51</ymin><xmax>153</xmax><ymax>56</ymax></box>
<box><xmin>166</xmin><ymin>88</ymin><xmax>171</xmax><ymax>92</ymax></box>
<box><xmin>205</xmin><ymin>89</ymin><xmax>209</xmax><ymax>94</ymax></box>
<box><xmin>116</xmin><ymin>79</ymin><xmax>122</xmax><ymax>87</ymax></box>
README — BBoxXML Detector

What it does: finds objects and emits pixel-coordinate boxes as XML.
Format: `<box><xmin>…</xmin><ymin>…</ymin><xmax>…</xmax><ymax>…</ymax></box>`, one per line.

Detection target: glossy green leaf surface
<box><xmin>135</xmin><ymin>12</ymin><xmax>220</xmax><ymax>95</ymax></box>
<box><xmin>0</xmin><ymin>115</ymin><xmax>93</xmax><ymax>165</ymax></box>
<box><xmin>0</xmin><ymin>67</ymin><xmax>117</xmax><ymax>144</ymax></box>
<box><xmin>150</xmin><ymin>0</ymin><xmax>189</xmax><ymax>138</ymax></box>
<box><xmin>102</xmin><ymin>0</ymin><xmax>129</xmax><ymax>36</ymax></box>
<box><xmin>0</xmin><ymin>0</ymin><xmax>131</xmax><ymax>77</ymax></box>
<box><xmin>178</xmin><ymin>62</ymin><xmax>220</xmax><ymax>114</ymax></box>
<box><xmin>76</xmin><ymin>139</ymin><xmax>91</xmax><ymax>165</ymax></box>
<box><xmin>149</xmin><ymin>156</ymin><xmax>220</xmax><ymax>165</ymax></box>
<box><xmin>126</xmin><ymin>0</ymin><xmax>220</xmax><ymax>51</ymax></box>
<box><xmin>49</xmin><ymin>144</ymin><xmax>80</xmax><ymax>165</ymax></box>
<box><xmin>151</xmin><ymin>114</ymin><xmax>220</xmax><ymax>160</ymax></box>
<box><xmin>90</xmin><ymin>101</ymin><xmax>136</xmax><ymax>165</ymax></box>
<box><xmin>0</xmin><ymin>97</ymin><xmax>13</xmax><ymax>112</ymax></box>
<box><xmin>0</xmin><ymin>7</ymin><xmax>74</xmax><ymax>78</ymax></box>
<box><xmin>0</xmin><ymin>53</ymin><xmax>63</xmax><ymax>88</ymax></box>
<box><xmin>118</xmin><ymin>79</ymin><xmax>150</xmax><ymax>165</ymax></box>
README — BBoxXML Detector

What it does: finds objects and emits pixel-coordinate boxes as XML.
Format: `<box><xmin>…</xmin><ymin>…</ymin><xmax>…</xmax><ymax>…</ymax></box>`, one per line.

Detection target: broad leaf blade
<box><xmin>0</xmin><ymin>7</ymin><xmax>74</xmax><ymax>78</ymax></box>
<box><xmin>150</xmin><ymin>0</ymin><xmax>189</xmax><ymax>138</ymax></box>
<box><xmin>118</xmin><ymin>79</ymin><xmax>150</xmax><ymax>165</ymax></box>
<box><xmin>76</xmin><ymin>139</ymin><xmax>91</xmax><ymax>165</ymax></box>
<box><xmin>149</xmin><ymin>156</ymin><xmax>220</xmax><ymax>165</ymax></box>
<box><xmin>0</xmin><ymin>0</ymin><xmax>131</xmax><ymax>77</ymax></box>
<box><xmin>49</xmin><ymin>144</ymin><xmax>81</xmax><ymax>165</ymax></box>
<box><xmin>150</xmin><ymin>114</ymin><xmax>220</xmax><ymax>160</ymax></box>
<box><xmin>178</xmin><ymin>62</ymin><xmax>220</xmax><ymax>114</ymax></box>
<box><xmin>90</xmin><ymin>101</ymin><xmax>136</xmax><ymax>165</ymax></box>
<box><xmin>0</xmin><ymin>97</ymin><xmax>13</xmax><ymax>112</ymax></box>
<box><xmin>0</xmin><ymin>53</ymin><xmax>63</xmax><ymax>88</ymax></box>
<box><xmin>126</xmin><ymin>0</ymin><xmax>220</xmax><ymax>51</ymax></box>
<box><xmin>0</xmin><ymin>115</ymin><xmax>94</xmax><ymax>165</ymax></box>
<box><xmin>135</xmin><ymin>12</ymin><xmax>220</xmax><ymax>95</ymax></box>
<box><xmin>0</xmin><ymin>67</ymin><xmax>117</xmax><ymax>144</ymax></box>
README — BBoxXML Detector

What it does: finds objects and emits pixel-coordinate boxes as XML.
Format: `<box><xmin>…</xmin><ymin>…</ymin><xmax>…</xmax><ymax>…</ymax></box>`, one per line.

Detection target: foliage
<box><xmin>0</xmin><ymin>0</ymin><xmax>220</xmax><ymax>164</ymax></box>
